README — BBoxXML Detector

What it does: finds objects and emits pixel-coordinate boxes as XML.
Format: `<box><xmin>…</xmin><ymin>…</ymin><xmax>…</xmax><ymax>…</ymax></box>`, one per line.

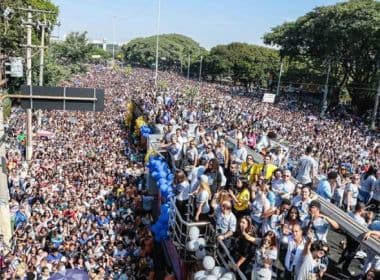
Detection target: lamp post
<box><xmin>112</xmin><ymin>16</ymin><xmax>116</xmax><ymax>63</ymax></box>
<box><xmin>320</xmin><ymin>60</ymin><xmax>331</xmax><ymax>118</ymax></box>
<box><xmin>154</xmin><ymin>0</ymin><xmax>161</xmax><ymax>87</ymax></box>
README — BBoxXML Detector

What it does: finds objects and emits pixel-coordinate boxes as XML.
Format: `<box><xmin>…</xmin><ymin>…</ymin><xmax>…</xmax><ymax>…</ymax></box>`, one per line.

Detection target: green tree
<box><xmin>204</xmin><ymin>43</ymin><xmax>279</xmax><ymax>90</ymax></box>
<box><xmin>122</xmin><ymin>33</ymin><xmax>207</xmax><ymax>72</ymax></box>
<box><xmin>39</xmin><ymin>32</ymin><xmax>99</xmax><ymax>86</ymax></box>
<box><xmin>52</xmin><ymin>32</ymin><xmax>94</xmax><ymax>66</ymax></box>
<box><xmin>264</xmin><ymin>0</ymin><xmax>380</xmax><ymax>113</ymax></box>
<box><xmin>0</xmin><ymin>0</ymin><xmax>58</xmax><ymax>56</ymax></box>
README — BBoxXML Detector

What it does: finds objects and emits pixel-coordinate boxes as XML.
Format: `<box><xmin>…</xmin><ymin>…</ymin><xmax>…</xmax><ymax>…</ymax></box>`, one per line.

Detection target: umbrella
<box><xmin>49</xmin><ymin>269</ymin><xmax>89</xmax><ymax>280</ymax></box>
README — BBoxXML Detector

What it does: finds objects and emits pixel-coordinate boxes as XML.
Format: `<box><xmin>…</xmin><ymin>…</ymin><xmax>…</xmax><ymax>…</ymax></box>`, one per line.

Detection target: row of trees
<box><xmin>1</xmin><ymin>0</ymin><xmax>379</xmax><ymax>115</ymax></box>
<box><xmin>122</xmin><ymin>34</ymin><xmax>280</xmax><ymax>91</ymax></box>
<box><xmin>122</xmin><ymin>0</ymin><xmax>380</xmax><ymax>114</ymax></box>
<box><xmin>264</xmin><ymin>0</ymin><xmax>380</xmax><ymax>113</ymax></box>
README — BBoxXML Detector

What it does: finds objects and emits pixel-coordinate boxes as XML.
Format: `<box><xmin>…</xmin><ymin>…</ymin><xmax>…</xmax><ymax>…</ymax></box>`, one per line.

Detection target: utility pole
<box><xmin>371</xmin><ymin>61</ymin><xmax>380</xmax><ymax>130</ymax></box>
<box><xmin>187</xmin><ymin>54</ymin><xmax>191</xmax><ymax>80</ymax></box>
<box><xmin>26</xmin><ymin>109</ymin><xmax>33</xmax><ymax>161</ymax></box>
<box><xmin>276</xmin><ymin>60</ymin><xmax>283</xmax><ymax>95</ymax></box>
<box><xmin>154</xmin><ymin>0</ymin><xmax>161</xmax><ymax>87</ymax></box>
<box><xmin>19</xmin><ymin>6</ymin><xmax>55</xmax><ymax>86</ymax></box>
<box><xmin>320</xmin><ymin>60</ymin><xmax>331</xmax><ymax>118</ymax></box>
<box><xmin>26</xmin><ymin>6</ymin><xmax>33</xmax><ymax>86</ymax></box>
<box><xmin>38</xmin><ymin>14</ymin><xmax>49</xmax><ymax>86</ymax></box>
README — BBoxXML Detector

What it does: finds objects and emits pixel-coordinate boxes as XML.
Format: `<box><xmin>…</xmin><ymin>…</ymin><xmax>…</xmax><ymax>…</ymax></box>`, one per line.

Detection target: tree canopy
<box><xmin>0</xmin><ymin>0</ymin><xmax>59</xmax><ymax>56</ymax></box>
<box><xmin>122</xmin><ymin>33</ymin><xmax>207</xmax><ymax>70</ymax></box>
<box><xmin>40</xmin><ymin>32</ymin><xmax>109</xmax><ymax>86</ymax></box>
<box><xmin>204</xmin><ymin>43</ymin><xmax>280</xmax><ymax>88</ymax></box>
<box><xmin>264</xmin><ymin>0</ymin><xmax>380</xmax><ymax>113</ymax></box>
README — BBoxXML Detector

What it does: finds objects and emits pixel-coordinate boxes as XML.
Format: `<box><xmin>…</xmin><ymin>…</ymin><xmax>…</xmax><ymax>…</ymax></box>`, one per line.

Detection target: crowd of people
<box><xmin>2</xmin><ymin>66</ymin><xmax>156</xmax><ymax>279</ymax></box>
<box><xmin>129</xmin><ymin>68</ymin><xmax>380</xmax><ymax>279</ymax></box>
<box><xmin>1</xmin><ymin>64</ymin><xmax>379</xmax><ymax>280</ymax></box>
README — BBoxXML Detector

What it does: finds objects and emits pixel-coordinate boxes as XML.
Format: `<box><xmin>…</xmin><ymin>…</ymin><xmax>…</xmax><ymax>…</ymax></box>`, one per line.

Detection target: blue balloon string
<box><xmin>148</xmin><ymin>155</ymin><xmax>174</xmax><ymax>240</ymax></box>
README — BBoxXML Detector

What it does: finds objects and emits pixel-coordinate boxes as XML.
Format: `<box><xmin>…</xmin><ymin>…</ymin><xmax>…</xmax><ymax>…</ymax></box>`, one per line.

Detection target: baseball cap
<box><xmin>309</xmin><ymin>200</ymin><xmax>321</xmax><ymax>209</ymax></box>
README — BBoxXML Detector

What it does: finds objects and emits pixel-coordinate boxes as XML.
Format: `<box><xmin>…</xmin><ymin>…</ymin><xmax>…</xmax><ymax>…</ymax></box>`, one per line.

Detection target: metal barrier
<box><xmin>216</xmin><ymin>239</ymin><xmax>248</xmax><ymax>280</ymax></box>
<box><xmin>168</xmin><ymin>197</ymin><xmax>214</xmax><ymax>262</ymax></box>
<box><xmin>168</xmin><ymin>197</ymin><xmax>248</xmax><ymax>279</ymax></box>
<box><xmin>224</xmin><ymin>136</ymin><xmax>380</xmax><ymax>256</ymax></box>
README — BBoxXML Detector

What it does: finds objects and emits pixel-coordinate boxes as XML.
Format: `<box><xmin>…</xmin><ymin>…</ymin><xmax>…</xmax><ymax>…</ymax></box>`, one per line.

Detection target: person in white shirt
<box><xmin>231</xmin><ymin>140</ymin><xmax>248</xmax><ymax>165</ymax></box>
<box><xmin>215</xmin><ymin>200</ymin><xmax>237</xmax><ymax>247</ymax></box>
<box><xmin>173</xmin><ymin>170</ymin><xmax>190</xmax><ymax>218</ymax></box>
<box><xmin>284</xmin><ymin>224</ymin><xmax>306</xmax><ymax>279</ymax></box>
<box><xmin>188</xmin><ymin>159</ymin><xmax>207</xmax><ymax>193</ymax></box>
<box><xmin>163</xmin><ymin>135</ymin><xmax>182</xmax><ymax>169</ymax></box>
<box><xmin>292</xmin><ymin>186</ymin><xmax>312</xmax><ymax>222</ymax></box>
<box><xmin>302</xmin><ymin>200</ymin><xmax>339</xmax><ymax>243</ymax></box>
<box><xmin>297</xmin><ymin>234</ymin><xmax>329</xmax><ymax>280</ymax></box>
<box><xmin>193</xmin><ymin>176</ymin><xmax>211</xmax><ymax>222</ymax></box>
<box><xmin>343</xmin><ymin>174</ymin><xmax>361</xmax><ymax>211</ymax></box>
<box><xmin>295</xmin><ymin>146</ymin><xmax>318</xmax><ymax>187</ymax></box>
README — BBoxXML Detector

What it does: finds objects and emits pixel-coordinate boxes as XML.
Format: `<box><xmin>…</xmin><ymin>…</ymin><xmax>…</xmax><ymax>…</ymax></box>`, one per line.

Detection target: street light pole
<box><xmin>187</xmin><ymin>54</ymin><xmax>191</xmax><ymax>80</ymax></box>
<box><xmin>112</xmin><ymin>16</ymin><xmax>116</xmax><ymax>62</ymax></box>
<box><xmin>39</xmin><ymin>14</ymin><xmax>48</xmax><ymax>86</ymax></box>
<box><xmin>198</xmin><ymin>56</ymin><xmax>203</xmax><ymax>82</ymax></box>
<box><xmin>154</xmin><ymin>0</ymin><xmax>161</xmax><ymax>87</ymax></box>
<box><xmin>275</xmin><ymin>60</ymin><xmax>283</xmax><ymax>95</ymax></box>
<box><xmin>320</xmin><ymin>60</ymin><xmax>331</xmax><ymax>118</ymax></box>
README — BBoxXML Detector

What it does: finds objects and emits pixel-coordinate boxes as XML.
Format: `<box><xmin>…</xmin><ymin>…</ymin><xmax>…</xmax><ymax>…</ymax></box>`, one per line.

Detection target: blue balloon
<box><xmin>160</xmin><ymin>184</ymin><xmax>169</xmax><ymax>192</ymax></box>
<box><xmin>157</xmin><ymin>178</ymin><xmax>167</xmax><ymax>186</ymax></box>
<box><xmin>167</xmin><ymin>173</ymin><xmax>174</xmax><ymax>181</ymax></box>
<box><xmin>159</xmin><ymin>170</ymin><xmax>168</xmax><ymax>178</ymax></box>
<box><xmin>148</xmin><ymin>155</ymin><xmax>174</xmax><ymax>241</ymax></box>
<box><xmin>151</xmin><ymin>171</ymin><xmax>160</xmax><ymax>180</ymax></box>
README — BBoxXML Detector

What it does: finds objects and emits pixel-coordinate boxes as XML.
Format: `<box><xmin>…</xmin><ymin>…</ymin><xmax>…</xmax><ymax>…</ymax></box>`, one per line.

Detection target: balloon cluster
<box><xmin>193</xmin><ymin>258</ymin><xmax>236</xmax><ymax>280</ymax></box>
<box><xmin>140</xmin><ymin>125</ymin><xmax>152</xmax><ymax>138</ymax></box>
<box><xmin>186</xmin><ymin>226</ymin><xmax>207</xmax><ymax>260</ymax></box>
<box><xmin>124</xmin><ymin>102</ymin><xmax>134</xmax><ymax>128</ymax></box>
<box><xmin>148</xmin><ymin>155</ymin><xmax>175</xmax><ymax>241</ymax></box>
<box><xmin>189</xmin><ymin>226</ymin><xmax>236</xmax><ymax>280</ymax></box>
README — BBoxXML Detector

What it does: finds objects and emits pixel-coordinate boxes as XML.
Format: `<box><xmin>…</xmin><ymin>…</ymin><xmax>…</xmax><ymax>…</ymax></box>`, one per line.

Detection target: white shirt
<box><xmin>175</xmin><ymin>181</ymin><xmax>190</xmax><ymax>201</ymax></box>
<box><xmin>232</xmin><ymin>147</ymin><xmax>247</xmax><ymax>164</ymax></box>
<box><xmin>296</xmin><ymin>155</ymin><xmax>317</xmax><ymax>184</ymax></box>
<box><xmin>215</xmin><ymin>206</ymin><xmax>237</xmax><ymax>234</ymax></box>
<box><xmin>297</xmin><ymin>253</ymin><xmax>319</xmax><ymax>280</ymax></box>
<box><xmin>284</xmin><ymin>237</ymin><xmax>306</xmax><ymax>272</ymax></box>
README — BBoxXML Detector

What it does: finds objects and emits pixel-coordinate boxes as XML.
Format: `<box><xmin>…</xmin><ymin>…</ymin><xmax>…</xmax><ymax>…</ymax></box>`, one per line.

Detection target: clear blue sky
<box><xmin>53</xmin><ymin>0</ymin><xmax>343</xmax><ymax>49</ymax></box>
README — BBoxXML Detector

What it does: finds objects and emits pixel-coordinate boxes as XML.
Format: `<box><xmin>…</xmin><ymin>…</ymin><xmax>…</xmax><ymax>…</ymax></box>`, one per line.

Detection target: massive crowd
<box><xmin>1</xmin><ymin>64</ymin><xmax>379</xmax><ymax>280</ymax></box>
<box><xmin>130</xmin><ymin>68</ymin><xmax>380</xmax><ymax>279</ymax></box>
<box><xmin>2</xmin><ymin>66</ymin><xmax>156</xmax><ymax>279</ymax></box>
